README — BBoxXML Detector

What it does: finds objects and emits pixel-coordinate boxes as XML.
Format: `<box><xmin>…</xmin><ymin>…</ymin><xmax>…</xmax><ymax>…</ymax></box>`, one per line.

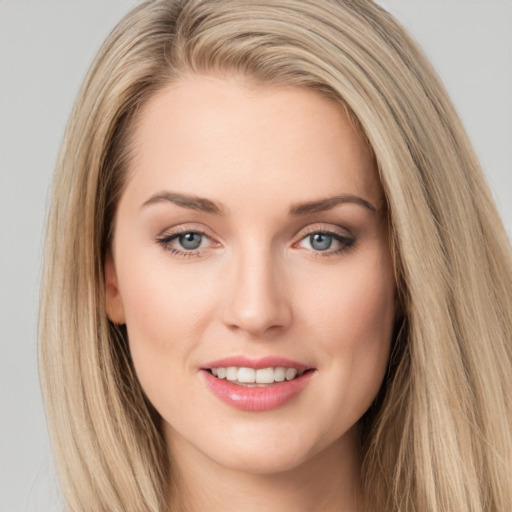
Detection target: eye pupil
<box><xmin>179</xmin><ymin>232</ymin><xmax>202</xmax><ymax>250</ymax></box>
<box><xmin>310</xmin><ymin>233</ymin><xmax>332</xmax><ymax>251</ymax></box>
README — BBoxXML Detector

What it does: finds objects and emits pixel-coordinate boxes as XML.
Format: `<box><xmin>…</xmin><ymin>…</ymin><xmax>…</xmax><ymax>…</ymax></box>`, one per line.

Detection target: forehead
<box><xmin>125</xmin><ymin>75</ymin><xmax>382</xmax><ymax>211</ymax></box>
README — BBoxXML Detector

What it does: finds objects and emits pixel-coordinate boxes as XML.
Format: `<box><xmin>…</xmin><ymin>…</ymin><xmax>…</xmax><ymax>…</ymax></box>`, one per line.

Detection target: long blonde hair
<box><xmin>39</xmin><ymin>1</ymin><xmax>512</xmax><ymax>511</ymax></box>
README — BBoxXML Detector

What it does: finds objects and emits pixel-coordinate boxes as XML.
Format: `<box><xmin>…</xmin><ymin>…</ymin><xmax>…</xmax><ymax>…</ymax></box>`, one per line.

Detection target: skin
<box><xmin>106</xmin><ymin>76</ymin><xmax>396</xmax><ymax>512</ymax></box>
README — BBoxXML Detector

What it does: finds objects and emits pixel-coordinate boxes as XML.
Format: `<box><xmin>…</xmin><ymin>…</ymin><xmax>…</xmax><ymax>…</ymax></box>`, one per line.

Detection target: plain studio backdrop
<box><xmin>0</xmin><ymin>1</ymin><xmax>510</xmax><ymax>510</ymax></box>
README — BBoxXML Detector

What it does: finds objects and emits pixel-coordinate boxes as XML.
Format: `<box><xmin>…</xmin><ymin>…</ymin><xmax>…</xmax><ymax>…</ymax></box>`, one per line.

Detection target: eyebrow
<box><xmin>141</xmin><ymin>191</ymin><xmax>376</xmax><ymax>216</ymax></box>
<box><xmin>141</xmin><ymin>191</ymin><xmax>224</xmax><ymax>214</ymax></box>
<box><xmin>289</xmin><ymin>195</ymin><xmax>376</xmax><ymax>215</ymax></box>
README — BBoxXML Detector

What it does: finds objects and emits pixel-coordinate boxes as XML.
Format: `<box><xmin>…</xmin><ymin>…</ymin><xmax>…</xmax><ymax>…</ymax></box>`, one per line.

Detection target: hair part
<box><xmin>39</xmin><ymin>1</ymin><xmax>512</xmax><ymax>511</ymax></box>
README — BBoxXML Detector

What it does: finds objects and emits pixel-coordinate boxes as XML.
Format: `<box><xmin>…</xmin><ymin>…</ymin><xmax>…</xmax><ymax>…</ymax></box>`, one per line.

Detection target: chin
<box><xmin>199</xmin><ymin>424</ymin><xmax>338</xmax><ymax>476</ymax></box>
<box><xmin>209</xmin><ymin>446</ymin><xmax>311</xmax><ymax>475</ymax></box>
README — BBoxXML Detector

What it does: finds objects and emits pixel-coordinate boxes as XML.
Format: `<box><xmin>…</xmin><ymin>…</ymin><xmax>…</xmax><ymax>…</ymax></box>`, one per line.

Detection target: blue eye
<box><xmin>157</xmin><ymin>230</ymin><xmax>212</xmax><ymax>257</ymax></box>
<box><xmin>178</xmin><ymin>232</ymin><xmax>203</xmax><ymax>250</ymax></box>
<box><xmin>309</xmin><ymin>233</ymin><xmax>333</xmax><ymax>251</ymax></box>
<box><xmin>297</xmin><ymin>229</ymin><xmax>354</xmax><ymax>255</ymax></box>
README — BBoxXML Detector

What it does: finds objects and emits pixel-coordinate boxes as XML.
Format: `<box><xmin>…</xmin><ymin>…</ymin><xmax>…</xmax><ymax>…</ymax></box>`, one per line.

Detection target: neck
<box><xmin>167</xmin><ymin>426</ymin><xmax>365</xmax><ymax>512</ymax></box>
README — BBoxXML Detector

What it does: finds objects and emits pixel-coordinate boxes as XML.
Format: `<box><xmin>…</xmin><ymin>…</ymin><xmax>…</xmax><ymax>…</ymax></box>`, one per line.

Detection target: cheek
<box><xmin>301</xmin><ymin>253</ymin><xmax>395</xmax><ymax>347</ymax></box>
<box><xmin>299</xmin><ymin>251</ymin><xmax>395</xmax><ymax>415</ymax></box>
<box><xmin>114</xmin><ymin>254</ymin><xmax>216</xmax><ymax>386</ymax></box>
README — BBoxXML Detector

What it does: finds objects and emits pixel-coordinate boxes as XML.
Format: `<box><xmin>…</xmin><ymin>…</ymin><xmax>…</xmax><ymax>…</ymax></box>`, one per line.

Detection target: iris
<box><xmin>179</xmin><ymin>233</ymin><xmax>203</xmax><ymax>250</ymax></box>
<box><xmin>310</xmin><ymin>233</ymin><xmax>332</xmax><ymax>251</ymax></box>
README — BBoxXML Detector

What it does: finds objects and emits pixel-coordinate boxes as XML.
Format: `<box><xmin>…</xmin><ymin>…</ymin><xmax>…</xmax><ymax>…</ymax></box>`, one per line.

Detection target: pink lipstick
<box><xmin>200</xmin><ymin>356</ymin><xmax>315</xmax><ymax>411</ymax></box>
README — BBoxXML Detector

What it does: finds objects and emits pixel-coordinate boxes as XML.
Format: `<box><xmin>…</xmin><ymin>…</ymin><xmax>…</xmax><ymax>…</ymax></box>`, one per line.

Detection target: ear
<box><xmin>104</xmin><ymin>253</ymin><xmax>126</xmax><ymax>324</ymax></box>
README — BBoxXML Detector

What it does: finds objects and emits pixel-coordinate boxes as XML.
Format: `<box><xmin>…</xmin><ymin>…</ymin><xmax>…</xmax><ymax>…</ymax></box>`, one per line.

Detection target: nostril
<box><xmin>220</xmin><ymin>262</ymin><xmax>293</xmax><ymax>335</ymax></box>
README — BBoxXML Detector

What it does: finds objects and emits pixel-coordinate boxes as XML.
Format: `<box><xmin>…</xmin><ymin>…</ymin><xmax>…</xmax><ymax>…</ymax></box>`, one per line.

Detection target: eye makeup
<box><xmin>155</xmin><ymin>222</ymin><xmax>356</xmax><ymax>260</ymax></box>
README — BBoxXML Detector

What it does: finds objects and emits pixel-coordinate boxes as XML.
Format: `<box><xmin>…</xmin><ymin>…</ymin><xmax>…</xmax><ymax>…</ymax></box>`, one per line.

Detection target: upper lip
<box><xmin>201</xmin><ymin>356</ymin><xmax>313</xmax><ymax>371</ymax></box>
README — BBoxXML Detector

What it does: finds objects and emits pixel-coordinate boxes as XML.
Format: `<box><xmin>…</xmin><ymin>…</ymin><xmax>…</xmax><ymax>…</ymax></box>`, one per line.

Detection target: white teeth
<box><xmin>237</xmin><ymin>367</ymin><xmax>256</xmax><ymax>383</ymax></box>
<box><xmin>256</xmin><ymin>368</ymin><xmax>274</xmax><ymax>384</ymax></box>
<box><xmin>274</xmin><ymin>367</ymin><xmax>286</xmax><ymax>382</ymax></box>
<box><xmin>226</xmin><ymin>367</ymin><xmax>238</xmax><ymax>381</ymax></box>
<box><xmin>209</xmin><ymin>366</ymin><xmax>306</xmax><ymax>384</ymax></box>
<box><xmin>285</xmin><ymin>368</ymin><xmax>297</xmax><ymax>381</ymax></box>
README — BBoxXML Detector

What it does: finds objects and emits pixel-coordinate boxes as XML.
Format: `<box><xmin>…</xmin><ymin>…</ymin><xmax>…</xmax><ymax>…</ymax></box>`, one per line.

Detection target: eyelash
<box><xmin>295</xmin><ymin>228</ymin><xmax>355</xmax><ymax>257</ymax></box>
<box><xmin>156</xmin><ymin>230</ymin><xmax>213</xmax><ymax>259</ymax></box>
<box><xmin>156</xmin><ymin>227</ymin><xmax>355</xmax><ymax>259</ymax></box>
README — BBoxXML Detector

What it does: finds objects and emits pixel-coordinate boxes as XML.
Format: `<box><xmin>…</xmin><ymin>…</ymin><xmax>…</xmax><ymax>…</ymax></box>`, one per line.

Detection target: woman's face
<box><xmin>106</xmin><ymin>76</ymin><xmax>396</xmax><ymax>475</ymax></box>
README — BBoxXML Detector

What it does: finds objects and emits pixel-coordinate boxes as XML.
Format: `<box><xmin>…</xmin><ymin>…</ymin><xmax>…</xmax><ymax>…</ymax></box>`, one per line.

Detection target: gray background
<box><xmin>1</xmin><ymin>1</ymin><xmax>510</xmax><ymax>510</ymax></box>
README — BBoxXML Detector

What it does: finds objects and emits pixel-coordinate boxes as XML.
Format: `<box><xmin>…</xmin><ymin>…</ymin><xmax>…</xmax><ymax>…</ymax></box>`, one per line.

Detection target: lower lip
<box><xmin>201</xmin><ymin>370</ymin><xmax>314</xmax><ymax>411</ymax></box>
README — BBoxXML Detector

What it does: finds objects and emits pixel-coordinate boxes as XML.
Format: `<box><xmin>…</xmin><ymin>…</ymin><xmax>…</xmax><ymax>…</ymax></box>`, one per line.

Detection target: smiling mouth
<box><xmin>202</xmin><ymin>360</ymin><xmax>315</xmax><ymax>411</ymax></box>
<box><xmin>206</xmin><ymin>366</ymin><xmax>312</xmax><ymax>387</ymax></box>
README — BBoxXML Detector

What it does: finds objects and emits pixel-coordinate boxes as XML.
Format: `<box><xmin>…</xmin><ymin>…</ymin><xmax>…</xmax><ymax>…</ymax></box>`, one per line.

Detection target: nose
<box><xmin>221</xmin><ymin>247</ymin><xmax>293</xmax><ymax>337</ymax></box>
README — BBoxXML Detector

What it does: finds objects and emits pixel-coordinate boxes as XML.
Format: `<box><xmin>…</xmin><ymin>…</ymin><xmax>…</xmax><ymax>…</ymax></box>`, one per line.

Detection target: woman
<box><xmin>39</xmin><ymin>1</ymin><xmax>512</xmax><ymax>511</ymax></box>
